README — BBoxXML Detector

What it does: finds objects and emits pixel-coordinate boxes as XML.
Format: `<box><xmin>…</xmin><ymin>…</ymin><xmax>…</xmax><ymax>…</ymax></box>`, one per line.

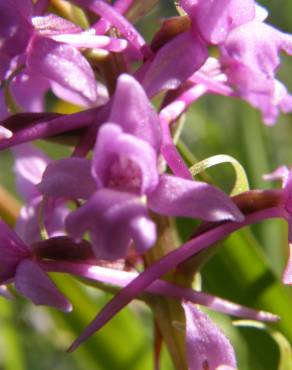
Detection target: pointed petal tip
<box><xmin>62</xmin><ymin>302</ymin><xmax>73</xmax><ymax>313</ymax></box>
<box><xmin>0</xmin><ymin>286</ymin><xmax>14</xmax><ymax>300</ymax></box>
<box><xmin>282</xmin><ymin>246</ymin><xmax>292</xmax><ymax>285</ymax></box>
<box><xmin>116</xmin><ymin>74</ymin><xmax>140</xmax><ymax>90</ymax></box>
<box><xmin>282</xmin><ymin>273</ymin><xmax>292</xmax><ymax>285</ymax></box>
<box><xmin>116</xmin><ymin>74</ymin><xmax>143</xmax><ymax>93</ymax></box>
<box><xmin>230</xmin><ymin>209</ymin><xmax>245</xmax><ymax>223</ymax></box>
<box><xmin>118</xmin><ymin>73</ymin><xmax>134</xmax><ymax>83</ymax></box>
<box><xmin>0</xmin><ymin>126</ymin><xmax>13</xmax><ymax>140</ymax></box>
<box><xmin>65</xmin><ymin>309</ymin><xmax>103</xmax><ymax>352</ymax></box>
<box><xmin>258</xmin><ymin>311</ymin><xmax>279</xmax><ymax>322</ymax></box>
<box><xmin>148</xmin><ymin>174</ymin><xmax>245</xmax><ymax>223</ymax></box>
<box><xmin>37</xmin><ymin>299</ymin><xmax>72</xmax><ymax>313</ymax></box>
<box><xmin>15</xmin><ymin>259</ymin><xmax>73</xmax><ymax>312</ymax></box>
<box><xmin>182</xmin><ymin>301</ymin><xmax>237</xmax><ymax>369</ymax></box>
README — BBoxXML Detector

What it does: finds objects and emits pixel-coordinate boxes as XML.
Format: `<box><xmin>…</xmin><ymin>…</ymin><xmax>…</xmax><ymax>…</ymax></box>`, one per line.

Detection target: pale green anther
<box><xmin>189</xmin><ymin>154</ymin><xmax>250</xmax><ymax>196</ymax></box>
<box><xmin>272</xmin><ymin>331</ymin><xmax>292</xmax><ymax>370</ymax></box>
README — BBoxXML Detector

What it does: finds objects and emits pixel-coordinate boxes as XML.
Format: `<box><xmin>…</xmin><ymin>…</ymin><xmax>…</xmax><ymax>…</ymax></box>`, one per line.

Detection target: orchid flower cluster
<box><xmin>1</xmin><ymin>0</ymin><xmax>292</xmax><ymax>369</ymax></box>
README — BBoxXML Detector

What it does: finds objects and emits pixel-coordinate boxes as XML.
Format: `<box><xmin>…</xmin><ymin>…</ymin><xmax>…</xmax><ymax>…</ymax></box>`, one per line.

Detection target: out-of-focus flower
<box><xmin>13</xmin><ymin>143</ymin><xmax>69</xmax><ymax>244</ymax></box>
<box><xmin>151</xmin><ymin>1</ymin><xmax>292</xmax><ymax>125</ymax></box>
<box><xmin>0</xmin><ymin>0</ymin><xmax>127</xmax><ymax>110</ymax></box>
<box><xmin>220</xmin><ymin>17</ymin><xmax>292</xmax><ymax>124</ymax></box>
<box><xmin>179</xmin><ymin>0</ymin><xmax>255</xmax><ymax>45</ymax></box>
<box><xmin>137</xmin><ymin>0</ymin><xmax>257</xmax><ymax>98</ymax></box>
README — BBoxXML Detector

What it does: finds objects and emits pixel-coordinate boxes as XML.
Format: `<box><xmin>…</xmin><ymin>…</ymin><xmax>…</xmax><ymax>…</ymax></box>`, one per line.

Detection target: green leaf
<box><xmin>50</xmin><ymin>274</ymin><xmax>155</xmax><ymax>370</ymax></box>
<box><xmin>0</xmin><ymin>300</ymin><xmax>25</xmax><ymax>370</ymax></box>
<box><xmin>272</xmin><ymin>331</ymin><xmax>292</xmax><ymax>370</ymax></box>
<box><xmin>189</xmin><ymin>154</ymin><xmax>250</xmax><ymax>195</ymax></box>
<box><xmin>233</xmin><ymin>321</ymin><xmax>292</xmax><ymax>370</ymax></box>
<box><xmin>202</xmin><ymin>228</ymin><xmax>292</xmax><ymax>370</ymax></box>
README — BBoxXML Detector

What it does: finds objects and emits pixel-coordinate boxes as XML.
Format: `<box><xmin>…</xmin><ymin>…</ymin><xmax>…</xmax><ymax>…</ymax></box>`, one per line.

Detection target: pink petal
<box><xmin>51</xmin><ymin>33</ymin><xmax>128</xmax><ymax>52</ymax></box>
<box><xmin>255</xmin><ymin>4</ymin><xmax>268</xmax><ymax>22</ymax></box>
<box><xmin>15</xmin><ymin>197</ymin><xmax>43</xmax><ymax>244</ymax></box>
<box><xmin>148</xmin><ymin>174</ymin><xmax>244</xmax><ymax>222</ymax></box>
<box><xmin>13</xmin><ymin>143</ymin><xmax>50</xmax><ymax>201</ymax></box>
<box><xmin>92</xmin><ymin>123</ymin><xmax>159</xmax><ymax>194</ymax></box>
<box><xmin>33</xmin><ymin>0</ymin><xmax>50</xmax><ymax>16</ymax></box>
<box><xmin>283</xmin><ymin>215</ymin><xmax>292</xmax><ymax>284</ymax></box>
<box><xmin>32</xmin><ymin>14</ymin><xmax>82</xmax><ymax>36</ymax></box>
<box><xmin>39</xmin><ymin>158</ymin><xmax>96</xmax><ymax>199</ymax></box>
<box><xmin>15</xmin><ymin>259</ymin><xmax>72</xmax><ymax>312</ymax></box>
<box><xmin>10</xmin><ymin>72</ymin><xmax>49</xmax><ymax>112</ymax></box>
<box><xmin>16</xmin><ymin>196</ymin><xmax>69</xmax><ymax>245</ymax></box>
<box><xmin>220</xmin><ymin>21</ymin><xmax>292</xmax><ymax>124</ymax></box>
<box><xmin>263</xmin><ymin>166</ymin><xmax>289</xmax><ymax>186</ymax></box>
<box><xmin>14</xmin><ymin>0</ymin><xmax>33</xmax><ymax>19</ymax></box>
<box><xmin>140</xmin><ymin>29</ymin><xmax>208</xmax><ymax>97</ymax></box>
<box><xmin>0</xmin><ymin>0</ymin><xmax>33</xmax><ymax>57</ymax></box>
<box><xmin>50</xmin><ymin>81</ymin><xmax>97</xmax><ymax>107</ymax></box>
<box><xmin>66</xmin><ymin>189</ymin><xmax>156</xmax><ymax>260</ymax></box>
<box><xmin>180</xmin><ymin>0</ymin><xmax>255</xmax><ymax>44</ymax></box>
<box><xmin>183</xmin><ymin>301</ymin><xmax>237</xmax><ymax>370</ymax></box>
<box><xmin>109</xmin><ymin>74</ymin><xmax>161</xmax><ymax>151</ymax></box>
<box><xmin>27</xmin><ymin>36</ymin><xmax>97</xmax><ymax>104</ymax></box>
<box><xmin>0</xmin><ymin>221</ymin><xmax>30</xmax><ymax>282</ymax></box>
<box><xmin>160</xmin><ymin>114</ymin><xmax>193</xmax><ymax>179</ymax></box>
<box><xmin>71</xmin><ymin>0</ymin><xmax>149</xmax><ymax>57</ymax></box>
<box><xmin>0</xmin><ymin>285</ymin><xmax>13</xmax><ymax>299</ymax></box>
<box><xmin>282</xmin><ymin>243</ymin><xmax>292</xmax><ymax>284</ymax></box>
<box><xmin>93</xmin><ymin>0</ymin><xmax>133</xmax><ymax>35</ymax></box>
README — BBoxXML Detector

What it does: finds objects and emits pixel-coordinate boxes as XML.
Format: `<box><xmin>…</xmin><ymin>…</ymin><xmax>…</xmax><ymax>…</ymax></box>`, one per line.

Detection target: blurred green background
<box><xmin>1</xmin><ymin>0</ymin><xmax>292</xmax><ymax>369</ymax></box>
